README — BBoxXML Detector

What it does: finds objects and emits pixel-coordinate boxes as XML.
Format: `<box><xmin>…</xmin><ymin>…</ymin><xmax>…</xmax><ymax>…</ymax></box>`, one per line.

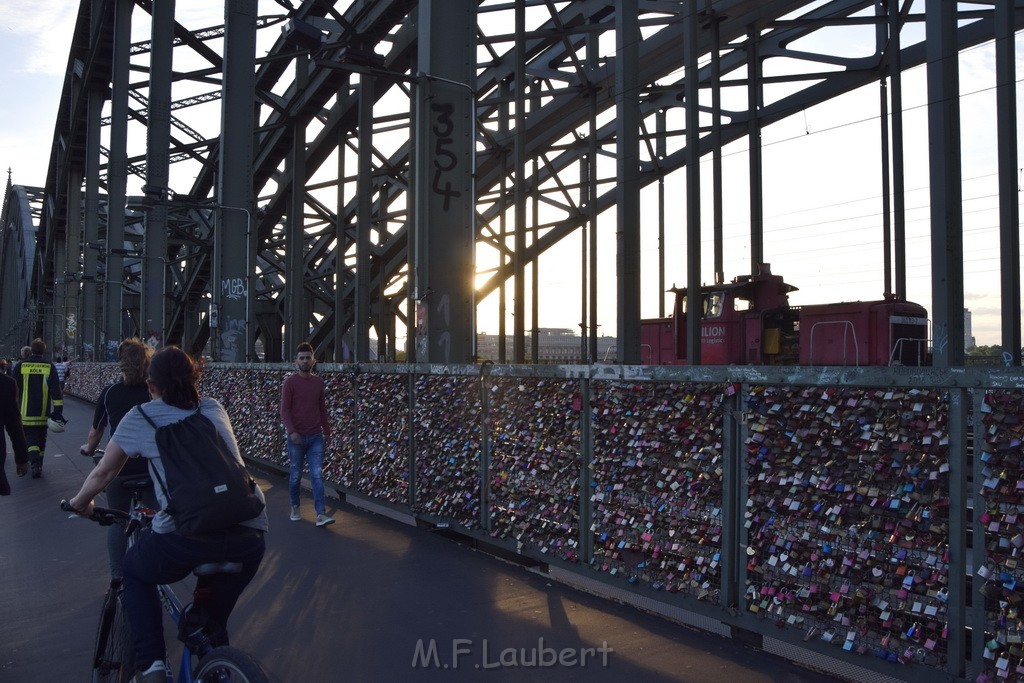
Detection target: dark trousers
<box><xmin>23</xmin><ymin>425</ymin><xmax>46</xmax><ymax>467</ymax></box>
<box><xmin>103</xmin><ymin>476</ymin><xmax>158</xmax><ymax>579</ymax></box>
<box><xmin>122</xmin><ymin>527</ymin><xmax>265</xmax><ymax>669</ymax></box>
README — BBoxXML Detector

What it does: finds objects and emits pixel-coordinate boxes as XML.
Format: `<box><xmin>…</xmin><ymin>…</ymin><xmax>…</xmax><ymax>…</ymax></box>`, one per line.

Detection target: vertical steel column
<box><xmin>498</xmin><ymin>80</ymin><xmax>509</xmax><ymax>364</ymax></box>
<box><xmin>889</xmin><ymin>0</ymin><xmax>907</xmax><ymax>299</ymax></box>
<box><xmin>583</xmin><ymin>87</ymin><xmax>595</xmax><ymax>359</ymax></box>
<box><xmin>285</xmin><ymin>53</ymin><xmax>309</xmax><ymax>355</ymax></box>
<box><xmin>142</xmin><ymin>0</ymin><xmax>174</xmax><ymax>348</ymax></box>
<box><xmin>104</xmin><ymin>0</ymin><xmax>132</xmax><ymax>359</ymax></box>
<box><xmin>532</xmin><ymin>146</ymin><xmax>539</xmax><ymax>363</ymax></box>
<box><xmin>746</xmin><ymin>26</ymin><xmax>763</xmax><ymax>268</ymax></box>
<box><xmin>657</xmin><ymin>110</ymin><xmax>666</xmax><ymax>319</ymax></box>
<box><xmin>925</xmin><ymin>2</ymin><xmax>964</xmax><ymax>367</ymax></box>
<box><xmin>83</xmin><ymin>87</ymin><xmax>103</xmax><ymax>360</ymax></box>
<box><xmin>588</xmin><ymin>35</ymin><xmax>599</xmax><ymax>364</ymax></box>
<box><xmin>334</xmin><ymin>126</ymin><xmax>347</xmax><ymax>362</ymax></box>
<box><xmin>877</xmin><ymin>1</ymin><xmax>892</xmax><ymax>296</ymax></box>
<box><xmin>615</xmin><ymin>0</ymin><xmax>641</xmax><ymax>364</ymax></box>
<box><xmin>512</xmin><ymin>0</ymin><xmax>526</xmax><ymax>364</ymax></box>
<box><xmin>995</xmin><ymin>0</ymin><xmax>1020</xmax><ymax>366</ymax></box>
<box><xmin>710</xmin><ymin>10</ymin><xmax>724</xmax><ymax>285</ymax></box>
<box><xmin>65</xmin><ymin>170</ymin><xmax>82</xmax><ymax>357</ymax></box>
<box><xmin>355</xmin><ymin>77</ymin><xmax>373</xmax><ymax>362</ymax></box>
<box><xmin>684</xmin><ymin>4</ymin><xmax>702</xmax><ymax>365</ymax></box>
<box><xmin>217</xmin><ymin>0</ymin><xmax>257</xmax><ymax>363</ymax></box>
<box><xmin>339</xmin><ymin>123</ymin><xmax>352</xmax><ymax>366</ymax></box>
<box><xmin>412</xmin><ymin>0</ymin><xmax>477</xmax><ymax>364</ymax></box>
<box><xmin>53</xmin><ymin>246</ymin><xmax>67</xmax><ymax>350</ymax></box>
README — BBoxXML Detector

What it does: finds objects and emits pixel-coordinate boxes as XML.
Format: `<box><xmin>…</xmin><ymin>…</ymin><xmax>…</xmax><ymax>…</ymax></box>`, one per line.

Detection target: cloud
<box><xmin>3</xmin><ymin>0</ymin><xmax>77</xmax><ymax>76</ymax></box>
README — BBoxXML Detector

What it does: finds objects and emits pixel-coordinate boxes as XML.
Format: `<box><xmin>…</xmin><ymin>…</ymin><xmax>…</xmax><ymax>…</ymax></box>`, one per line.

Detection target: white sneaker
<box><xmin>134</xmin><ymin>660</ymin><xmax>169</xmax><ymax>683</ymax></box>
<box><xmin>315</xmin><ymin>514</ymin><xmax>335</xmax><ymax>527</ymax></box>
<box><xmin>290</xmin><ymin>506</ymin><xmax>300</xmax><ymax>521</ymax></box>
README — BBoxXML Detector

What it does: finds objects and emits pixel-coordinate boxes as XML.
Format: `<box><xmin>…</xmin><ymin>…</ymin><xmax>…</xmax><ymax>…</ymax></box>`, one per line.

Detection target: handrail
<box><xmin>807</xmin><ymin>320</ymin><xmax>859</xmax><ymax>366</ymax></box>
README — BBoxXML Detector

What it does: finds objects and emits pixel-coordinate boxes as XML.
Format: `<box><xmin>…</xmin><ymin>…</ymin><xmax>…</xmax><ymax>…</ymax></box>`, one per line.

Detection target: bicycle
<box><xmin>62</xmin><ymin>479</ymin><xmax>269</xmax><ymax>683</ymax></box>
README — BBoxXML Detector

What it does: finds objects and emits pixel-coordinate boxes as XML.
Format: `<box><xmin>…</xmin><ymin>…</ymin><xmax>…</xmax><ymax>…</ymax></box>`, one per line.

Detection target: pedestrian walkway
<box><xmin>0</xmin><ymin>396</ymin><xmax>845</xmax><ymax>682</ymax></box>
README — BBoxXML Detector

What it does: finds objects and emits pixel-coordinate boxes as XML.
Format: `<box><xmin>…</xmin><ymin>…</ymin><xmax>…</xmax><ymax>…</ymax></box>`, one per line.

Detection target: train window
<box><xmin>704</xmin><ymin>293</ymin><xmax>723</xmax><ymax>318</ymax></box>
<box><xmin>734</xmin><ymin>297</ymin><xmax>752</xmax><ymax>312</ymax></box>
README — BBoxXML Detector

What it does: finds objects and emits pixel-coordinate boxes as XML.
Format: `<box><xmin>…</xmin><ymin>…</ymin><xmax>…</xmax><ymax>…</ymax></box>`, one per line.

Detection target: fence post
<box><xmin>407</xmin><ymin>367</ymin><xmax>417</xmax><ymax>509</ymax></box>
<box><xmin>479</xmin><ymin>362</ymin><xmax>493</xmax><ymax>532</ymax></box>
<box><xmin>579</xmin><ymin>375</ymin><xmax>594</xmax><ymax>565</ymax></box>
<box><xmin>968</xmin><ymin>388</ymin><xmax>986</xmax><ymax>680</ymax></box>
<box><xmin>721</xmin><ymin>382</ymin><xmax>745</xmax><ymax>610</ymax></box>
<box><xmin>948</xmin><ymin>387</ymin><xmax>969</xmax><ymax>678</ymax></box>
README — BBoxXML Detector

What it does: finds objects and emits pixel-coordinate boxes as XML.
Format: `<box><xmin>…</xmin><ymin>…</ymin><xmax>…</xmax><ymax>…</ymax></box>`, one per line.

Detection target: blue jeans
<box><xmin>288</xmin><ymin>432</ymin><xmax>326</xmax><ymax>515</ymax></box>
<box><xmin>123</xmin><ymin>527</ymin><xmax>265</xmax><ymax>669</ymax></box>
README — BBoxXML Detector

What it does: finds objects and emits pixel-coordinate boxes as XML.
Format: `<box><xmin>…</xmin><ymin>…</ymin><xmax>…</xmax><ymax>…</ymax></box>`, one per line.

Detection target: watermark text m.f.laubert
<box><xmin>412</xmin><ymin>638</ymin><xmax>613</xmax><ymax>670</ymax></box>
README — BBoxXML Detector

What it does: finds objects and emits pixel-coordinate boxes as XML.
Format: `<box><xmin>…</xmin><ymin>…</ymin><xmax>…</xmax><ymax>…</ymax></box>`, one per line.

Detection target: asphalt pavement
<box><xmin>0</xmin><ymin>395</ymin><xmax>846</xmax><ymax>682</ymax></box>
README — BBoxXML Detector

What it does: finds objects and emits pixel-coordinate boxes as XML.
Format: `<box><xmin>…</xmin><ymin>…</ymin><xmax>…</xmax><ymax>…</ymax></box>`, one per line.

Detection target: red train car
<box><xmin>639</xmin><ymin>264</ymin><xmax>929</xmax><ymax>366</ymax></box>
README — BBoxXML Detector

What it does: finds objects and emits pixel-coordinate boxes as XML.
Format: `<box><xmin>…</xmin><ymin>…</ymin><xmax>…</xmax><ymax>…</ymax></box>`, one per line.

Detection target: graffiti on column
<box><xmin>219</xmin><ymin>318</ymin><xmax>245</xmax><ymax>362</ymax></box>
<box><xmin>429</xmin><ymin>101</ymin><xmax>461</xmax><ymax>211</ymax></box>
<box><xmin>66</xmin><ymin>312</ymin><xmax>76</xmax><ymax>339</ymax></box>
<box><xmin>221</xmin><ymin>277</ymin><xmax>247</xmax><ymax>300</ymax></box>
<box><xmin>415</xmin><ymin>300</ymin><xmax>428</xmax><ymax>360</ymax></box>
<box><xmin>436</xmin><ymin>293</ymin><xmax>451</xmax><ymax>364</ymax></box>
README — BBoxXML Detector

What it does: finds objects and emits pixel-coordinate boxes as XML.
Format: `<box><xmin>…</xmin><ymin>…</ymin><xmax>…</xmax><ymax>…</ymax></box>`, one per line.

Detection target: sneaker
<box><xmin>315</xmin><ymin>514</ymin><xmax>335</xmax><ymax>527</ymax></box>
<box><xmin>29</xmin><ymin>455</ymin><xmax>42</xmax><ymax>479</ymax></box>
<box><xmin>134</xmin><ymin>659</ymin><xmax>169</xmax><ymax>683</ymax></box>
<box><xmin>290</xmin><ymin>506</ymin><xmax>300</xmax><ymax>521</ymax></box>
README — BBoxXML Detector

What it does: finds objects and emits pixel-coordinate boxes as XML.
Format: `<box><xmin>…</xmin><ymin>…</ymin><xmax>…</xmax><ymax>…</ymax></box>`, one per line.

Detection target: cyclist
<box><xmin>12</xmin><ymin>338</ymin><xmax>64</xmax><ymax>478</ymax></box>
<box><xmin>68</xmin><ymin>346</ymin><xmax>268</xmax><ymax>683</ymax></box>
<box><xmin>79</xmin><ymin>338</ymin><xmax>157</xmax><ymax>581</ymax></box>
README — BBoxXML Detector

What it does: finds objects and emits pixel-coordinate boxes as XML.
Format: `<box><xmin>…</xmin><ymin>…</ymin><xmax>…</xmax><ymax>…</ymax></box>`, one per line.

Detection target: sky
<box><xmin>1</xmin><ymin>2</ymin><xmax>1022</xmax><ymax>350</ymax></box>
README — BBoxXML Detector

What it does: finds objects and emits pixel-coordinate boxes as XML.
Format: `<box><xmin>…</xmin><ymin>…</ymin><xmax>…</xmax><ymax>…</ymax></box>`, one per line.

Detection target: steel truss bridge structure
<box><xmin>1</xmin><ymin>0</ymin><xmax>1022</xmax><ymax>366</ymax></box>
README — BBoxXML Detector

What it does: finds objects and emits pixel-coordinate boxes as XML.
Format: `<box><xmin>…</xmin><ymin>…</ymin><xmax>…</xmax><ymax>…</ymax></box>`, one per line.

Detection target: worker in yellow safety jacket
<box><xmin>12</xmin><ymin>338</ymin><xmax>64</xmax><ymax>478</ymax></box>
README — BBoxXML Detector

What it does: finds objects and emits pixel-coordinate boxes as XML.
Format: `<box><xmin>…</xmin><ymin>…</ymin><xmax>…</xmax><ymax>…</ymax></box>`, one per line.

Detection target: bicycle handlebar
<box><xmin>60</xmin><ymin>499</ymin><xmax>129</xmax><ymax>526</ymax></box>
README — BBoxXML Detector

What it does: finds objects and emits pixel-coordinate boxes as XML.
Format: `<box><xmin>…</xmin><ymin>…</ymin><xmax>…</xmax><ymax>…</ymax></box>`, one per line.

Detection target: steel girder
<box><xmin>22</xmin><ymin>0</ymin><xmax>1024</xmax><ymax>361</ymax></box>
<box><xmin>0</xmin><ymin>181</ymin><xmax>45</xmax><ymax>357</ymax></box>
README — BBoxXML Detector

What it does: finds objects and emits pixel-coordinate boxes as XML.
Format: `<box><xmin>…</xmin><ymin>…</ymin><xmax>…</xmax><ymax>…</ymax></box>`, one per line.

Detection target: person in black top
<box><xmin>79</xmin><ymin>338</ymin><xmax>156</xmax><ymax>579</ymax></box>
<box><xmin>12</xmin><ymin>338</ymin><xmax>63</xmax><ymax>478</ymax></box>
<box><xmin>0</xmin><ymin>371</ymin><xmax>29</xmax><ymax>495</ymax></box>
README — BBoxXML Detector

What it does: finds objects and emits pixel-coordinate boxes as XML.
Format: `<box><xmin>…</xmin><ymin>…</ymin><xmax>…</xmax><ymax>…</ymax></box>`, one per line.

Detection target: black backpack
<box><xmin>138</xmin><ymin>404</ymin><xmax>264</xmax><ymax>535</ymax></box>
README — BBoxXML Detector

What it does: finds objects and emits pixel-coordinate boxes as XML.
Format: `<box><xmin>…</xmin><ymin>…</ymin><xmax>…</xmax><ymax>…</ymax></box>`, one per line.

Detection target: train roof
<box><xmin>668</xmin><ymin>263</ymin><xmax>799</xmax><ymax>299</ymax></box>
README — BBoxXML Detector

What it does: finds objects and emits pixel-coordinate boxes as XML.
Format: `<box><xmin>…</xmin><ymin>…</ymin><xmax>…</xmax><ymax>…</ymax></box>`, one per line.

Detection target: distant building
<box><xmin>476</xmin><ymin>328</ymin><xmax>616</xmax><ymax>364</ymax></box>
<box><xmin>964</xmin><ymin>308</ymin><xmax>975</xmax><ymax>350</ymax></box>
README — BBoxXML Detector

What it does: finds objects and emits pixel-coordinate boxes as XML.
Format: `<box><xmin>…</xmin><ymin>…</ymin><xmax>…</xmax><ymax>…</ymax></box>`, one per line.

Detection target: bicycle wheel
<box><xmin>92</xmin><ymin>585</ymin><xmax>135</xmax><ymax>683</ymax></box>
<box><xmin>194</xmin><ymin>646</ymin><xmax>269</xmax><ymax>683</ymax></box>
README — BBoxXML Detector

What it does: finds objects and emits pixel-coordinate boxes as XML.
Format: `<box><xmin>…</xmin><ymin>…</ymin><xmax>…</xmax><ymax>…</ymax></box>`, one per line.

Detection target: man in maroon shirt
<box><xmin>280</xmin><ymin>342</ymin><xmax>335</xmax><ymax>526</ymax></box>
